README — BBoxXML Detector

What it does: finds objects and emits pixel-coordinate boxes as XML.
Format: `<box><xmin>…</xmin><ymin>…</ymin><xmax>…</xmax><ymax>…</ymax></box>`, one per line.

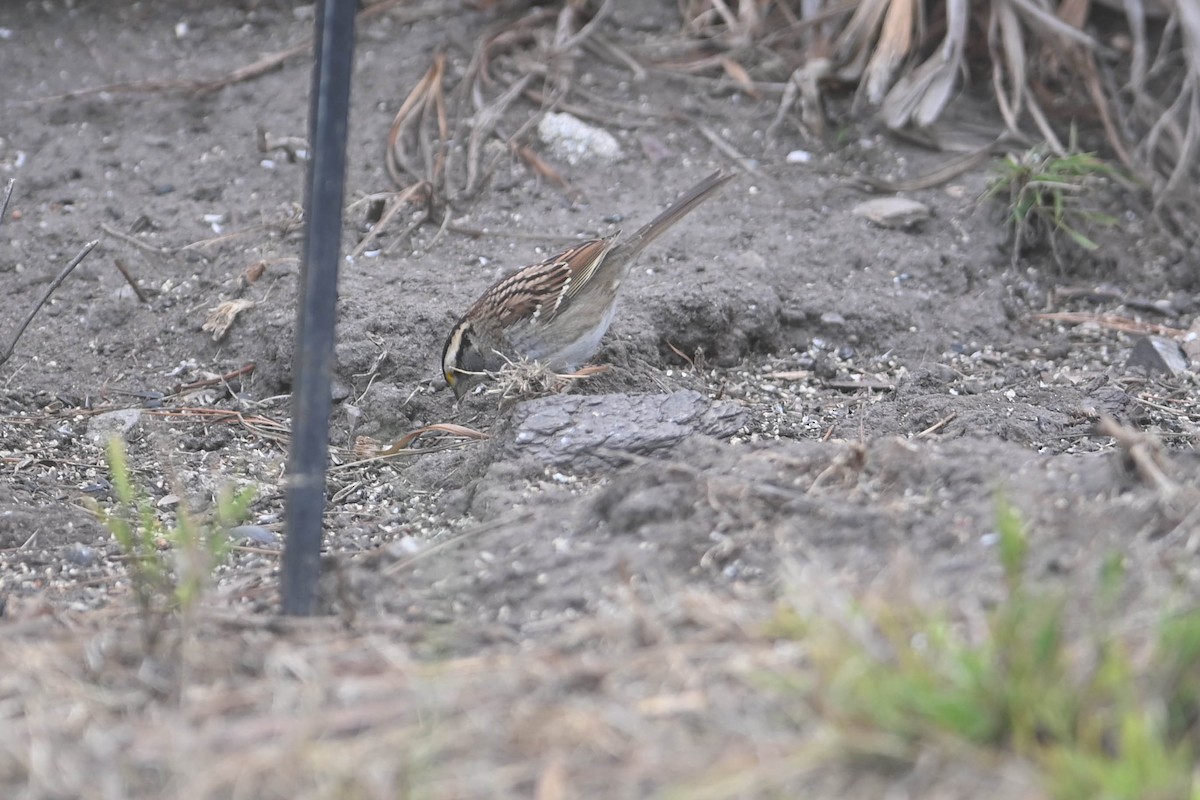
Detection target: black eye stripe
<box><xmin>455</xmin><ymin>328</ymin><xmax>472</xmax><ymax>366</ymax></box>
<box><xmin>442</xmin><ymin>324</ymin><xmax>472</xmax><ymax>371</ymax></box>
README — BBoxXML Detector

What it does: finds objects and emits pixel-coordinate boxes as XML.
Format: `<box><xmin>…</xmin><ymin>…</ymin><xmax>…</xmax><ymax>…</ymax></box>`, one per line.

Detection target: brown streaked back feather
<box><xmin>469</xmin><ymin>236</ymin><xmax>615</xmax><ymax>326</ymax></box>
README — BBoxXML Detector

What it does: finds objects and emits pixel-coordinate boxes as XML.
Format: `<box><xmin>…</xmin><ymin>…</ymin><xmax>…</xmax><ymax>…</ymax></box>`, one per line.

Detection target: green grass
<box><xmin>986</xmin><ymin>139</ymin><xmax>1121</xmax><ymax>268</ymax></box>
<box><xmin>768</xmin><ymin>502</ymin><xmax>1200</xmax><ymax>799</ymax></box>
<box><xmin>93</xmin><ymin>437</ymin><xmax>254</xmax><ymax>649</ymax></box>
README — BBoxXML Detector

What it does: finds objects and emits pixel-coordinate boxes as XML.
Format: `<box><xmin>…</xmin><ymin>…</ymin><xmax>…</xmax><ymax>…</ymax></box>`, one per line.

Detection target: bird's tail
<box><xmin>606</xmin><ymin>170</ymin><xmax>735</xmax><ymax>269</ymax></box>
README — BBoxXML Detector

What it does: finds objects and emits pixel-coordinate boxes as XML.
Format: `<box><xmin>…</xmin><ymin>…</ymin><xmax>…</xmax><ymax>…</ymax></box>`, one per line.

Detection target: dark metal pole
<box><xmin>281</xmin><ymin>0</ymin><xmax>356</xmax><ymax>615</ymax></box>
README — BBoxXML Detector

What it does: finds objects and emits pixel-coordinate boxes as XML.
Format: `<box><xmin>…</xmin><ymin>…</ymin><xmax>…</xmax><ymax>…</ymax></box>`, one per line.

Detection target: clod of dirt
<box><xmin>504</xmin><ymin>390</ymin><xmax>747</xmax><ymax>470</ymax></box>
<box><xmin>651</xmin><ymin>280</ymin><xmax>783</xmax><ymax>366</ymax></box>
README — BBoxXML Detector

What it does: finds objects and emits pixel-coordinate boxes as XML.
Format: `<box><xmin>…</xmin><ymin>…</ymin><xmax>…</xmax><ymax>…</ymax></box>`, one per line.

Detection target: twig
<box><xmin>112</xmin><ymin>258</ymin><xmax>150</xmax><ymax>303</ymax></box>
<box><xmin>831</xmin><ymin>144</ymin><xmax>1003</xmax><ymax>194</ymax></box>
<box><xmin>686</xmin><ymin>118</ymin><xmax>761</xmax><ymax>175</ymax></box>
<box><xmin>0</xmin><ymin>179</ymin><xmax>13</xmax><ymax>227</ymax></box>
<box><xmin>825</xmin><ymin>378</ymin><xmax>896</xmax><ymax>391</ymax></box>
<box><xmin>0</xmin><ymin>240</ymin><xmax>99</xmax><ymax>368</ymax></box>
<box><xmin>1031</xmin><ymin>312</ymin><xmax>1185</xmax><ymax>338</ymax></box>
<box><xmin>916</xmin><ymin>413</ymin><xmax>957</xmax><ymax>438</ymax></box>
<box><xmin>170</xmin><ymin>363</ymin><xmax>257</xmax><ymax>396</ymax></box>
<box><xmin>100</xmin><ymin>222</ymin><xmax>173</xmax><ymax>255</ymax></box>
<box><xmin>383</xmin><ymin>207</ymin><xmax>433</xmax><ymax>254</ymax></box>
<box><xmin>177</xmin><ymin>225</ymin><xmax>270</xmax><ymax>252</ymax></box>
<box><xmin>142</xmin><ymin>406</ymin><xmax>291</xmax><ymax>444</ymax></box>
<box><xmin>1096</xmin><ymin>413</ymin><xmax>1187</xmax><ymax>514</ymax></box>
<box><xmin>350</xmin><ymin>183</ymin><xmax>427</xmax><ymax>258</ymax></box>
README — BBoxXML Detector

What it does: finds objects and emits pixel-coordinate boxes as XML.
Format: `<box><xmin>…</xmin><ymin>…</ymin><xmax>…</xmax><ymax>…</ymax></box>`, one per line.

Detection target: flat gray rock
<box><xmin>505</xmin><ymin>390</ymin><xmax>747</xmax><ymax>470</ymax></box>
<box><xmin>86</xmin><ymin>408</ymin><xmax>143</xmax><ymax>444</ymax></box>
<box><xmin>1126</xmin><ymin>335</ymin><xmax>1188</xmax><ymax>377</ymax></box>
<box><xmin>852</xmin><ymin>196</ymin><xmax>930</xmax><ymax>229</ymax></box>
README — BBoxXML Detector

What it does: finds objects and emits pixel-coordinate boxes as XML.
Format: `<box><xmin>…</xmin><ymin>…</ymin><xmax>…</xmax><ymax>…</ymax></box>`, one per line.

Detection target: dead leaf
<box><xmin>202</xmin><ymin>298</ymin><xmax>256</xmax><ymax>341</ymax></box>
<box><xmin>243</xmin><ymin>260</ymin><xmax>267</xmax><ymax>284</ymax></box>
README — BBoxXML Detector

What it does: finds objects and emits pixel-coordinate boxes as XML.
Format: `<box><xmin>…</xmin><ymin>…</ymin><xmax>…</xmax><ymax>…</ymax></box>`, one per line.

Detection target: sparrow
<box><xmin>441</xmin><ymin>169</ymin><xmax>734</xmax><ymax>398</ymax></box>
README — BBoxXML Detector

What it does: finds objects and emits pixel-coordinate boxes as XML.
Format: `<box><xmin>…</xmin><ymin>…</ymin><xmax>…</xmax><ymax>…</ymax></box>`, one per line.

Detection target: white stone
<box><xmin>537</xmin><ymin>112</ymin><xmax>622</xmax><ymax>166</ymax></box>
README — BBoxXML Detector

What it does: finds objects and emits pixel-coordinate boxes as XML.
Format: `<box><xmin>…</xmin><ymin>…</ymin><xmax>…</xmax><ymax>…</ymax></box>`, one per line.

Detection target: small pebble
<box><xmin>537</xmin><ymin>112</ymin><xmax>622</xmax><ymax>165</ymax></box>
<box><xmin>384</xmin><ymin>536</ymin><xmax>422</xmax><ymax>559</ymax></box>
<box><xmin>64</xmin><ymin>543</ymin><xmax>98</xmax><ymax>567</ymax></box>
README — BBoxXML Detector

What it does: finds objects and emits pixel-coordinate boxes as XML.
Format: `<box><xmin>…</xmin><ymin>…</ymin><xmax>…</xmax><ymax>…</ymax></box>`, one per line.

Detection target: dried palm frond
<box><xmin>880</xmin><ymin>0</ymin><xmax>967</xmax><ymax>128</ymax></box>
<box><xmin>354</xmin><ymin>0</ymin><xmax>616</xmax><ymax>254</ymax></box>
<box><xmin>864</xmin><ymin>0</ymin><xmax>921</xmax><ymax>105</ymax></box>
<box><xmin>679</xmin><ymin>0</ymin><xmax>1200</xmax><ymax>243</ymax></box>
<box><xmin>834</xmin><ymin>0</ymin><xmax>895</xmax><ymax>82</ymax></box>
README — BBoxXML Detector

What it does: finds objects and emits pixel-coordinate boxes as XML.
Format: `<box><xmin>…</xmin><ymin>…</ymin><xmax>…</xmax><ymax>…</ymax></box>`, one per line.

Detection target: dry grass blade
<box><xmin>1023</xmin><ymin>90</ymin><xmax>1067</xmax><ymax>154</ymax></box>
<box><xmin>1124</xmin><ymin>0</ymin><xmax>1150</xmax><ymax>92</ymax></box>
<box><xmin>99</xmin><ymin>222</ymin><xmax>173</xmax><ymax>255</ymax></box>
<box><xmin>386</xmin><ymin>53</ymin><xmax>448</xmax><ymax>188</ymax></box>
<box><xmin>170</xmin><ymin>364</ymin><xmax>256</xmax><ymax>396</ymax></box>
<box><xmin>462</xmin><ymin>73</ymin><xmax>534</xmax><ymax>199</ymax></box>
<box><xmin>863</xmin><ymin>0</ymin><xmax>918</xmax><ymax>105</ymax></box>
<box><xmin>352</xmin><ymin>424</ymin><xmax>489</xmax><ymax>461</ymax></box>
<box><xmin>1096</xmin><ymin>414</ymin><xmax>1190</xmax><ymax>515</ymax></box>
<box><xmin>834</xmin><ymin>0</ymin><xmax>894</xmax><ymax>82</ymax></box>
<box><xmin>0</xmin><ymin>179</ymin><xmax>13</xmax><ymax>227</ymax></box>
<box><xmin>581</xmin><ymin>34</ymin><xmax>648</xmax><ymax>81</ymax></box>
<box><xmin>355</xmin><ymin>50</ymin><xmax>450</xmax><ymax>256</ymax></box>
<box><xmin>1008</xmin><ymin>0</ymin><xmax>1112</xmax><ymax>54</ymax></box>
<box><xmin>142</xmin><ymin>407</ymin><xmax>291</xmax><ymax>443</ymax></box>
<box><xmin>881</xmin><ymin>0</ymin><xmax>968</xmax><ymax>128</ymax></box>
<box><xmin>695</xmin><ymin>0</ymin><xmax>766</xmax><ymax>45</ymax></box>
<box><xmin>553</xmin><ymin>0</ymin><xmax>615</xmax><ymax>55</ymax></box>
<box><xmin>478</xmin><ymin>358</ymin><xmax>609</xmax><ymax>402</ymax></box>
<box><xmin>1030</xmin><ymin>311</ymin><xmax>1186</xmax><ymax>337</ymax></box>
<box><xmin>1153</xmin><ymin>2</ymin><xmax>1200</xmax><ymax>205</ymax></box>
<box><xmin>1079</xmin><ymin>54</ymin><xmax>1136</xmax><ymax>169</ymax></box>
<box><xmin>689</xmin><ymin>118</ymin><xmax>761</xmax><ymax>173</ymax></box>
<box><xmin>0</xmin><ymin>240</ymin><xmax>99</xmax><ymax>369</ymax></box>
<box><xmin>112</xmin><ymin>258</ymin><xmax>149</xmax><ymax>303</ymax></box>
<box><xmin>707</xmin><ymin>0</ymin><xmax>743</xmax><ymax>36</ymax></box>
<box><xmin>350</xmin><ymin>182</ymin><xmax>430</xmax><ymax>258</ymax></box>
<box><xmin>469</xmin><ymin>4</ymin><xmax>615</xmax><ymax>199</ymax></box>
<box><xmin>514</xmin><ymin>145</ymin><xmax>583</xmax><ymax>202</ymax></box>
<box><xmin>720</xmin><ymin>57</ymin><xmax>760</xmax><ymax>99</ymax></box>
<box><xmin>989</xmin><ymin>0</ymin><xmax>1027</xmax><ymax>135</ymax></box>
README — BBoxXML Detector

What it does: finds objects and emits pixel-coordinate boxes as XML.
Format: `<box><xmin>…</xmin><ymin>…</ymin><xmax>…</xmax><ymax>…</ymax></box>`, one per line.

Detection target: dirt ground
<box><xmin>2</xmin><ymin>1</ymin><xmax>1199</xmax><ymax>798</ymax></box>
